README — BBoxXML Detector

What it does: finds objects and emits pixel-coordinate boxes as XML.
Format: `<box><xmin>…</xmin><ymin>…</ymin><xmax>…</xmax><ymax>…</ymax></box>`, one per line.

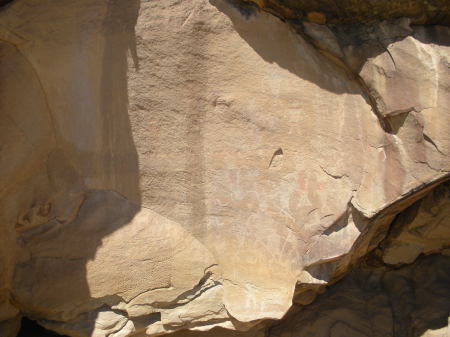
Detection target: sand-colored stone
<box><xmin>0</xmin><ymin>0</ymin><xmax>449</xmax><ymax>336</ymax></box>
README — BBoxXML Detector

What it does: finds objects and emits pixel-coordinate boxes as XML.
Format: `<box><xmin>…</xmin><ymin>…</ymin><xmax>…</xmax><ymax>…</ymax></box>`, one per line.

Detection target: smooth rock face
<box><xmin>0</xmin><ymin>0</ymin><xmax>449</xmax><ymax>337</ymax></box>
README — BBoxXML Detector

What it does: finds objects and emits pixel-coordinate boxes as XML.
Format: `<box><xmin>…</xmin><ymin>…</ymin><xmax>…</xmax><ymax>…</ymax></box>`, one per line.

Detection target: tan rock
<box><xmin>0</xmin><ymin>0</ymin><xmax>449</xmax><ymax>336</ymax></box>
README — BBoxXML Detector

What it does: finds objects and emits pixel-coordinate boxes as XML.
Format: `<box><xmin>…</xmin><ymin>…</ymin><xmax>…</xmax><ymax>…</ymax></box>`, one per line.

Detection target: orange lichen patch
<box><xmin>307</xmin><ymin>11</ymin><xmax>327</xmax><ymax>24</ymax></box>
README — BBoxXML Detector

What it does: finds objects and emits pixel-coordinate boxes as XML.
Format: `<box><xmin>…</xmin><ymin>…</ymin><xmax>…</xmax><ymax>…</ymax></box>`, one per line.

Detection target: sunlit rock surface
<box><xmin>0</xmin><ymin>0</ymin><xmax>449</xmax><ymax>336</ymax></box>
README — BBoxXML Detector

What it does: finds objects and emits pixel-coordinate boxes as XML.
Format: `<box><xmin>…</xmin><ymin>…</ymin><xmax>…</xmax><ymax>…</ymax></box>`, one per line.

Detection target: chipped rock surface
<box><xmin>0</xmin><ymin>0</ymin><xmax>449</xmax><ymax>336</ymax></box>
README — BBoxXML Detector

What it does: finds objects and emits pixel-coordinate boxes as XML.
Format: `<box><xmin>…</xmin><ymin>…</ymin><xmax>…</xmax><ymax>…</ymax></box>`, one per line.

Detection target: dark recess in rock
<box><xmin>242</xmin><ymin>0</ymin><xmax>450</xmax><ymax>26</ymax></box>
<box><xmin>0</xmin><ymin>0</ymin><xmax>13</xmax><ymax>8</ymax></box>
<box><xmin>17</xmin><ymin>318</ymin><xmax>67</xmax><ymax>337</ymax></box>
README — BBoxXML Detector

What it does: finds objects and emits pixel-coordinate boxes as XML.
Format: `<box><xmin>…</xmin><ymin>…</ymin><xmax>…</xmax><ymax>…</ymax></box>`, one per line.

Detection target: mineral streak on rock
<box><xmin>0</xmin><ymin>0</ymin><xmax>449</xmax><ymax>337</ymax></box>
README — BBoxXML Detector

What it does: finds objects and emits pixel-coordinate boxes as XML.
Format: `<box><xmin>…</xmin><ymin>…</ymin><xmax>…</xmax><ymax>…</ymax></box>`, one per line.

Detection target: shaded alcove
<box><xmin>0</xmin><ymin>0</ymin><xmax>13</xmax><ymax>9</ymax></box>
<box><xmin>267</xmin><ymin>254</ymin><xmax>450</xmax><ymax>337</ymax></box>
<box><xmin>17</xmin><ymin>318</ymin><xmax>67</xmax><ymax>337</ymax></box>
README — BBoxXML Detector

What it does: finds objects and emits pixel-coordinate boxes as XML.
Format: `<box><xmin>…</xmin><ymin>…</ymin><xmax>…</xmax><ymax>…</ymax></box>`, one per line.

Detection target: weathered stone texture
<box><xmin>0</xmin><ymin>0</ymin><xmax>449</xmax><ymax>336</ymax></box>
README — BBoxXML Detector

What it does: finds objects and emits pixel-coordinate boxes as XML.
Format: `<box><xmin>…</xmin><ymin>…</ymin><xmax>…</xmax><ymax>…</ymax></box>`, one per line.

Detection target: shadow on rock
<box><xmin>9</xmin><ymin>0</ymin><xmax>142</xmax><ymax>336</ymax></box>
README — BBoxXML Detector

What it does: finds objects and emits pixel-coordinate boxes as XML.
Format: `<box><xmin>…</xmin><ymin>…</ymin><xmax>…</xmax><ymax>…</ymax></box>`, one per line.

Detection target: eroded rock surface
<box><xmin>0</xmin><ymin>0</ymin><xmax>449</xmax><ymax>336</ymax></box>
<box><xmin>269</xmin><ymin>254</ymin><xmax>450</xmax><ymax>337</ymax></box>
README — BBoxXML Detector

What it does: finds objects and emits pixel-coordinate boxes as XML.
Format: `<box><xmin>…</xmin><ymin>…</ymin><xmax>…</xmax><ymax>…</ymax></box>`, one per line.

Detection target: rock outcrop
<box><xmin>269</xmin><ymin>253</ymin><xmax>450</xmax><ymax>337</ymax></box>
<box><xmin>0</xmin><ymin>0</ymin><xmax>449</xmax><ymax>336</ymax></box>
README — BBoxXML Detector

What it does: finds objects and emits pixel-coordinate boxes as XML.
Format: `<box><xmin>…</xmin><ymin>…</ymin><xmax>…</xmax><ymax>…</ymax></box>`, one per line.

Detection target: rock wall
<box><xmin>0</xmin><ymin>0</ymin><xmax>449</xmax><ymax>337</ymax></box>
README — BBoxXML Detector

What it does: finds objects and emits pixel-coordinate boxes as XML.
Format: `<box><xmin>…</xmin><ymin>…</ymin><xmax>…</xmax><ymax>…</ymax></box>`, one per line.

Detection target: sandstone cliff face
<box><xmin>0</xmin><ymin>0</ymin><xmax>449</xmax><ymax>337</ymax></box>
